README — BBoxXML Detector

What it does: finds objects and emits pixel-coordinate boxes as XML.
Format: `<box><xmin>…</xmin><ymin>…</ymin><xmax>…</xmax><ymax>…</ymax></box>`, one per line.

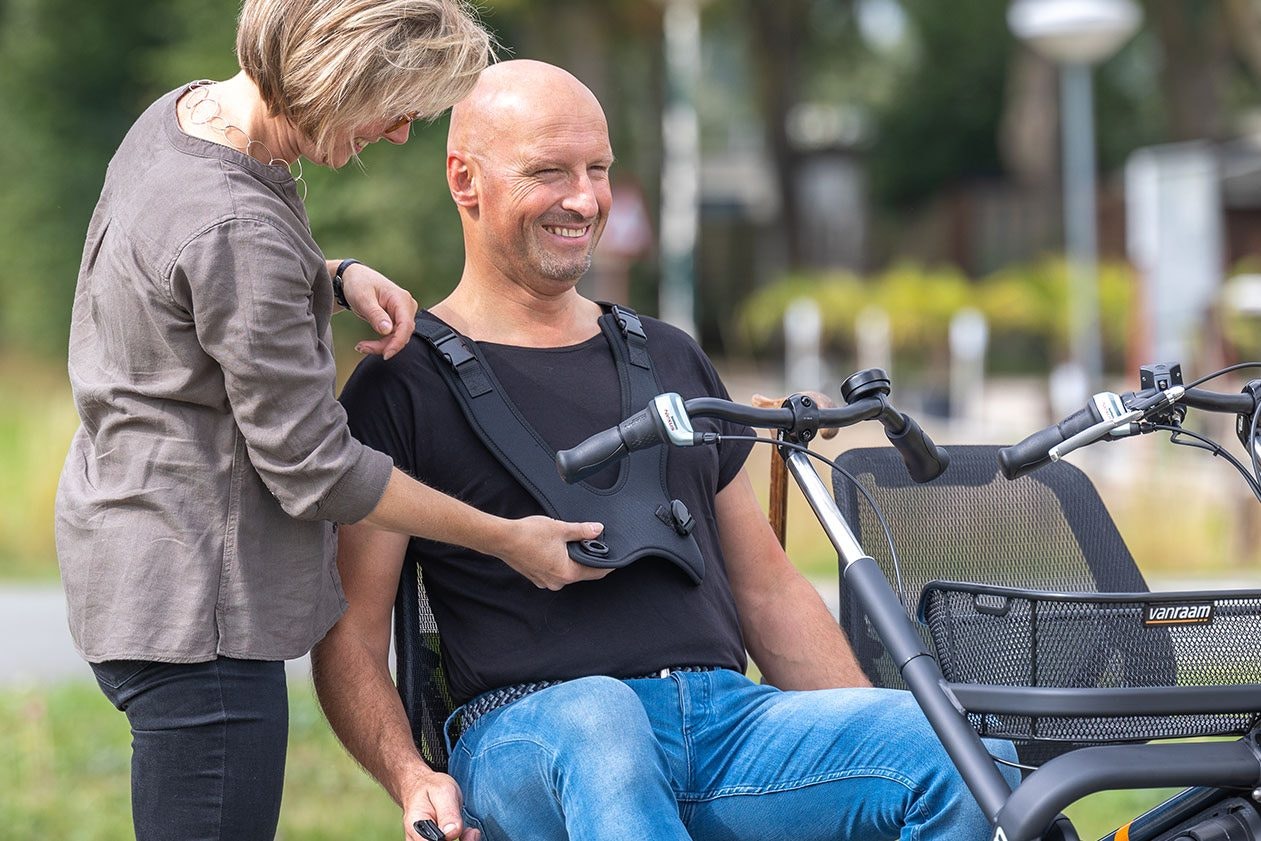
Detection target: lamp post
<box><xmin>659</xmin><ymin>0</ymin><xmax>702</xmax><ymax>338</ymax></box>
<box><xmin>1008</xmin><ymin>0</ymin><xmax>1141</xmax><ymax>398</ymax></box>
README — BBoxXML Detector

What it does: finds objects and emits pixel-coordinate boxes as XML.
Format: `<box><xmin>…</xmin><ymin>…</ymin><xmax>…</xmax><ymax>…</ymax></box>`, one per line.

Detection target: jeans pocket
<box><xmin>462</xmin><ymin>812</ymin><xmax>484</xmax><ymax>834</ymax></box>
<box><xmin>91</xmin><ymin>658</ymin><xmax>156</xmax><ymax>692</ymax></box>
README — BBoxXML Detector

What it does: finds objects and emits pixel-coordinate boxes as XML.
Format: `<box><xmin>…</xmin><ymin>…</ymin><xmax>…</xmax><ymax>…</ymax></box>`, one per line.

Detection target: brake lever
<box><xmin>1049</xmin><ymin>409</ymin><xmax>1143</xmax><ymax>462</ymax></box>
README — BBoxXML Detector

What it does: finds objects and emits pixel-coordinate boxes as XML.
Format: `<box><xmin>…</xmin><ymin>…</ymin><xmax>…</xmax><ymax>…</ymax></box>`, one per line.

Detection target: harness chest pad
<box><xmin>412</xmin><ymin>306</ymin><xmax>706</xmax><ymax>585</ymax></box>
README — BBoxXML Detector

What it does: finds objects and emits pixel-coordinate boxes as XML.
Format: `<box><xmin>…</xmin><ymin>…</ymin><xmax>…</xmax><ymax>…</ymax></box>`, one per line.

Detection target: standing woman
<box><xmin>54</xmin><ymin>1</ymin><xmax>601</xmax><ymax>839</ymax></box>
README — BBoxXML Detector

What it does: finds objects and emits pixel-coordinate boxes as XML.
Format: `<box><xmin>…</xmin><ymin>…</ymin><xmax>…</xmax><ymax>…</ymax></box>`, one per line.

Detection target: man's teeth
<box><xmin>545</xmin><ymin>226</ymin><xmax>587</xmax><ymax>238</ymax></box>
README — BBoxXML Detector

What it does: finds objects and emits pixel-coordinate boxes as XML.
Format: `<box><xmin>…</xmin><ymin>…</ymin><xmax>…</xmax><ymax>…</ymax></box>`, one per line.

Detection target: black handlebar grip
<box><xmin>997</xmin><ymin>405</ymin><xmax>1097</xmax><ymax>480</ymax></box>
<box><xmin>617</xmin><ymin>406</ymin><xmax>664</xmax><ymax>453</ymax></box>
<box><xmin>885</xmin><ymin>413</ymin><xmax>950</xmax><ymax>482</ymax></box>
<box><xmin>556</xmin><ymin>407</ymin><xmax>661</xmax><ymax>484</ymax></box>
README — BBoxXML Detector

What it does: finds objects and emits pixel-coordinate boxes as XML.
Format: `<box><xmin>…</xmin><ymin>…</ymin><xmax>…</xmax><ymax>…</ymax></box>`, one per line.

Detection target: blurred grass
<box><xmin>0</xmin><ymin>678</ymin><xmax>1198</xmax><ymax>840</ymax></box>
<box><xmin>0</xmin><ymin>353</ymin><xmax>79</xmax><ymax>580</ymax></box>
<box><xmin>0</xmin><ymin>679</ymin><xmax>403</xmax><ymax>840</ymax></box>
<box><xmin>1064</xmin><ymin>788</ymin><xmax>1184</xmax><ymax>839</ymax></box>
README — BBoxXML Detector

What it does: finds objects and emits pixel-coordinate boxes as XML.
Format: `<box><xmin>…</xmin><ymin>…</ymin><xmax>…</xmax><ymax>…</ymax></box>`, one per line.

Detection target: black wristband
<box><xmin>333</xmin><ymin>258</ymin><xmax>361</xmax><ymax>309</ymax></box>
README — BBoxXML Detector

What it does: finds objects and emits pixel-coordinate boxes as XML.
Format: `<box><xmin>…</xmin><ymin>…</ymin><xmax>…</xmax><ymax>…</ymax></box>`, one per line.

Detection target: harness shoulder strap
<box><xmin>603</xmin><ymin>302</ymin><xmax>652</xmax><ymax>370</ymax></box>
<box><xmin>411</xmin><ymin>317</ymin><xmax>492</xmax><ymax>397</ymax></box>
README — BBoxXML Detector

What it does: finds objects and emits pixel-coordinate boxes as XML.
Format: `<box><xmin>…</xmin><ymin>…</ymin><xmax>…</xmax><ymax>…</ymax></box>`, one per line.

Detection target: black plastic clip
<box><xmin>413</xmin><ymin>820</ymin><xmax>445</xmax><ymax>841</ymax></box>
<box><xmin>431</xmin><ymin>331</ymin><xmax>491</xmax><ymax>397</ymax></box>
<box><xmin>433</xmin><ymin>331</ymin><xmax>475</xmax><ymax>369</ymax></box>
<box><xmin>656</xmin><ymin>499</ymin><xmax>695</xmax><ymax>537</ymax></box>
<box><xmin>609</xmin><ymin>304</ymin><xmax>651</xmax><ymax>369</ymax></box>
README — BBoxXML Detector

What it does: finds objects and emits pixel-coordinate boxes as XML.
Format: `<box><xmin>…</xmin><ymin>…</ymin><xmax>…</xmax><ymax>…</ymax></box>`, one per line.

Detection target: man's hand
<box><xmin>336</xmin><ymin>261</ymin><xmax>420</xmax><ymax>360</ymax></box>
<box><xmin>403</xmin><ymin>770</ymin><xmax>479</xmax><ymax>841</ymax></box>
<box><xmin>751</xmin><ymin>390</ymin><xmax>839</xmax><ymax>439</ymax></box>
<box><xmin>488</xmin><ymin>515</ymin><xmax>610</xmax><ymax>590</ymax></box>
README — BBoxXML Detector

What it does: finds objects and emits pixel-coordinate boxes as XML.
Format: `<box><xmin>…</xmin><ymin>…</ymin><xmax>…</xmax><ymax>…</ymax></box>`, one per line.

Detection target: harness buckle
<box><xmin>433</xmin><ymin>331</ymin><xmax>476</xmax><ymax>370</ymax></box>
<box><xmin>656</xmin><ymin>499</ymin><xmax>696</xmax><ymax>537</ymax></box>
<box><xmin>611</xmin><ymin>304</ymin><xmax>647</xmax><ymax>342</ymax></box>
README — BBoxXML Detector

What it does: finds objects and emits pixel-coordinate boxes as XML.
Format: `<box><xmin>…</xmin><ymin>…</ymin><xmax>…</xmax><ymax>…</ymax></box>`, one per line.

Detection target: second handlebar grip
<box><xmin>997</xmin><ymin>405</ymin><xmax>1096</xmax><ymax>480</ymax></box>
<box><xmin>556</xmin><ymin>425</ymin><xmax>630</xmax><ymax>484</ymax></box>
<box><xmin>885</xmin><ymin>413</ymin><xmax>950</xmax><ymax>482</ymax></box>
<box><xmin>556</xmin><ymin>407</ymin><xmax>663</xmax><ymax>484</ymax></box>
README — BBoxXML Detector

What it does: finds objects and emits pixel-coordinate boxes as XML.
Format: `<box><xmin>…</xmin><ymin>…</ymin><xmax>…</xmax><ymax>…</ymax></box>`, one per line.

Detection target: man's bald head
<box><xmin>444</xmin><ymin>59</ymin><xmax>614</xmax><ymax>289</ymax></box>
<box><xmin>448</xmin><ymin>59</ymin><xmax>606</xmax><ymax>157</ymax></box>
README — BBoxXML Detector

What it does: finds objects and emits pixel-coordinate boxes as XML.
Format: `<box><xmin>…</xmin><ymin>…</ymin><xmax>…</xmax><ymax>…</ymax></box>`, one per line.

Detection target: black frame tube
<box><xmin>844</xmin><ymin>558</ymin><xmax>1016</xmax><ymax>821</ymax></box>
<box><xmin>996</xmin><ymin>742</ymin><xmax>1261</xmax><ymax>841</ymax></box>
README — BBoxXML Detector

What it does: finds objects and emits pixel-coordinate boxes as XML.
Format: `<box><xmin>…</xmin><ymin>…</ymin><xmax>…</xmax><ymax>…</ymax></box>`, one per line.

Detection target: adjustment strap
<box><xmin>413</xmin><ymin>318</ymin><xmax>492</xmax><ymax>397</ymax></box>
<box><xmin>609</xmin><ymin>304</ymin><xmax>651</xmax><ymax>370</ymax></box>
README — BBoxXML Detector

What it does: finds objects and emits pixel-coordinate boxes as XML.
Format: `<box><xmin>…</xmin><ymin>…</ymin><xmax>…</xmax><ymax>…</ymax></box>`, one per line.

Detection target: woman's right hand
<box><xmin>337</xmin><ymin>260</ymin><xmax>420</xmax><ymax>361</ymax></box>
<box><xmin>490</xmin><ymin>516</ymin><xmax>610</xmax><ymax>591</ymax></box>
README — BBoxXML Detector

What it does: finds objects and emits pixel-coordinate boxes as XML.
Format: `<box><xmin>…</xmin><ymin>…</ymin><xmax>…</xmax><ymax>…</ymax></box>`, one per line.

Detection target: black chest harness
<box><xmin>412</xmin><ymin>304</ymin><xmax>705</xmax><ymax>584</ymax></box>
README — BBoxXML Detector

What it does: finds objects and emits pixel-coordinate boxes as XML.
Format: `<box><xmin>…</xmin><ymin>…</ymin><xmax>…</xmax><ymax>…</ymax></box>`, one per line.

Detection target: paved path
<box><xmin>0</xmin><ymin>585</ymin><xmax>314</xmax><ymax>686</ymax></box>
<box><xmin>4</xmin><ymin>574</ymin><xmax>1255</xmax><ymax>686</ymax></box>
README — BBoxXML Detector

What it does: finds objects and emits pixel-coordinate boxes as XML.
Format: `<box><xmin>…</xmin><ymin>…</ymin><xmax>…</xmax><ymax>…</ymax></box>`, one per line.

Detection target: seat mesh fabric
<box><xmin>393</xmin><ymin>559</ymin><xmax>457</xmax><ymax>772</ymax></box>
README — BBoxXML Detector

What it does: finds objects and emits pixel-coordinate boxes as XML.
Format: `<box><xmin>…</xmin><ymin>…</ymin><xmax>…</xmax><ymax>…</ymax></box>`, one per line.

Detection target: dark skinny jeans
<box><xmin>91</xmin><ymin>657</ymin><xmax>288</xmax><ymax>841</ymax></box>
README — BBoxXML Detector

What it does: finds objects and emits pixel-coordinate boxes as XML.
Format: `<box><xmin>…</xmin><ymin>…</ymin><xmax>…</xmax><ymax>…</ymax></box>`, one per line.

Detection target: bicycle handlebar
<box><xmin>556</xmin><ymin>392</ymin><xmax>949</xmax><ymax>484</ymax></box>
<box><xmin>998</xmin><ymin>383</ymin><xmax>1259</xmax><ymax>480</ymax></box>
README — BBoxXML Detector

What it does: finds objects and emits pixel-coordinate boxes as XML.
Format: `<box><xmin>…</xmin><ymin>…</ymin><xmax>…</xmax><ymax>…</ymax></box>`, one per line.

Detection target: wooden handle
<box><xmin>769</xmin><ymin>449</ymin><xmax>788</xmax><ymax>548</ymax></box>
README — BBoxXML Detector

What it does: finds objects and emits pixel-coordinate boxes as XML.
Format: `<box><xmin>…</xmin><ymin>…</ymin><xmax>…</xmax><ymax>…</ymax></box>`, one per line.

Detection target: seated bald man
<box><xmin>313</xmin><ymin>59</ymin><xmax>1018</xmax><ymax>841</ymax></box>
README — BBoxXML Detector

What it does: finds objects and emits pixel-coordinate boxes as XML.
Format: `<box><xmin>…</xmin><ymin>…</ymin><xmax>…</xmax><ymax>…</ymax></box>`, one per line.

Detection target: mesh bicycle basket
<box><xmin>918</xmin><ymin>581</ymin><xmax>1261</xmax><ymax>746</ymax></box>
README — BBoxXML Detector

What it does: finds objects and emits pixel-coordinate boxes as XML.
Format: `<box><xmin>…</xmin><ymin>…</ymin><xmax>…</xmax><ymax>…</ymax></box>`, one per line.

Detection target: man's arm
<box><xmin>311</xmin><ymin>524</ymin><xmax>476</xmax><ymax>841</ymax></box>
<box><xmin>716</xmin><ymin>469</ymin><xmax>872</xmax><ymax>689</ymax></box>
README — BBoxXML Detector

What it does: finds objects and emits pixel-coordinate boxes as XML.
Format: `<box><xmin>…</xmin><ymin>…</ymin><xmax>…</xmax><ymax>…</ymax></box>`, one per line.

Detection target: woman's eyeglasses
<box><xmin>384</xmin><ymin>111</ymin><xmax>421</xmax><ymax>134</ymax></box>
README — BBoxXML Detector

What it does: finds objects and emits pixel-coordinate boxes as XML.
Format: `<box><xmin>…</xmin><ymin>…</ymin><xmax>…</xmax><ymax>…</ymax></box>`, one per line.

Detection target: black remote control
<box><xmin>414</xmin><ymin>819</ymin><xmax>446</xmax><ymax>841</ymax></box>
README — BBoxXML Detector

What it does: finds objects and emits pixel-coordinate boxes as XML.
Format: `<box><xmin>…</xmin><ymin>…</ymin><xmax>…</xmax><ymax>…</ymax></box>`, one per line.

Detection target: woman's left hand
<box><xmin>339</xmin><ymin>262</ymin><xmax>419</xmax><ymax>360</ymax></box>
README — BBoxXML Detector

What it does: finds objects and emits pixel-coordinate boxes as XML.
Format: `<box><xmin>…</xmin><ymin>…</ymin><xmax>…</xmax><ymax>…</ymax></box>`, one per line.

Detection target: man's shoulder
<box><xmin>639</xmin><ymin>314</ymin><xmax>704</xmax><ymax>354</ymax></box>
<box><xmin>340</xmin><ymin>331</ymin><xmax>445</xmax><ymax>408</ymax></box>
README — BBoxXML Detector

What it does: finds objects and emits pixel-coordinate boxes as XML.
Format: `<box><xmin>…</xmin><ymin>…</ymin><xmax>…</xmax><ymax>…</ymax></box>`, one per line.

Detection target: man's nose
<box><xmin>561</xmin><ymin>174</ymin><xmax>599</xmax><ymax>219</ymax></box>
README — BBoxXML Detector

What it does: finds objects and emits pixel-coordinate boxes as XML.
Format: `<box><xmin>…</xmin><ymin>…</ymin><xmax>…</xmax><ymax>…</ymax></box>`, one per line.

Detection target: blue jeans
<box><xmin>448</xmin><ymin>670</ymin><xmax>1019</xmax><ymax>841</ymax></box>
<box><xmin>91</xmin><ymin>657</ymin><xmax>289</xmax><ymax>841</ymax></box>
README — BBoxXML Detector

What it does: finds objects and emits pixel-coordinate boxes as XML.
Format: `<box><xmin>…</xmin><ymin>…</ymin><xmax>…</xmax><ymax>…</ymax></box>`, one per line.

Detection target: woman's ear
<box><xmin>447</xmin><ymin>152</ymin><xmax>478</xmax><ymax>208</ymax></box>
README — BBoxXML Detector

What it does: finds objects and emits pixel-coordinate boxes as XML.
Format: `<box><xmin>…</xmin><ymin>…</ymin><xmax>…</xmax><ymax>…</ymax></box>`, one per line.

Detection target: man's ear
<box><xmin>447</xmin><ymin>152</ymin><xmax>478</xmax><ymax>208</ymax></box>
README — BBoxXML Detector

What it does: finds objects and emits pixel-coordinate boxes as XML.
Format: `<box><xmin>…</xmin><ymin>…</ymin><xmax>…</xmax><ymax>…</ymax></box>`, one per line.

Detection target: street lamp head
<box><xmin>1008</xmin><ymin>0</ymin><xmax>1142</xmax><ymax>65</ymax></box>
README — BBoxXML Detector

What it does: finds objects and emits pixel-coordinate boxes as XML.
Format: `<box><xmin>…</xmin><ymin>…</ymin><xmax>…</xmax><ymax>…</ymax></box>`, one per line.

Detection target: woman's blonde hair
<box><xmin>236</xmin><ymin>0</ymin><xmax>492</xmax><ymax>165</ymax></box>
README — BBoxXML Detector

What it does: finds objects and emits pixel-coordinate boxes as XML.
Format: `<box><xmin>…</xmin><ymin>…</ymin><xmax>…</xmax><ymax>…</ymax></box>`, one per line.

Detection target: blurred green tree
<box><xmin>0</xmin><ymin>0</ymin><xmax>169</xmax><ymax>357</ymax></box>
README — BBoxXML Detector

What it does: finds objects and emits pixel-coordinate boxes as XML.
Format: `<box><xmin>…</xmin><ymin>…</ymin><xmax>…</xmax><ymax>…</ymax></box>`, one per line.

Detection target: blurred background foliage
<box><xmin>4</xmin><ymin>0</ymin><xmax>1261</xmax><ymax>358</ymax></box>
<box><xmin>737</xmin><ymin>257</ymin><xmax>1135</xmax><ymax>378</ymax></box>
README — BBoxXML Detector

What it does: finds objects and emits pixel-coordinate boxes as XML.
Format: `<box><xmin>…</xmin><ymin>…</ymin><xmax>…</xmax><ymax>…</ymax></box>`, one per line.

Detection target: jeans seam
<box><xmin>676</xmin><ymin>766</ymin><xmax>921</xmax><ymax>803</ymax></box>
<box><xmin>676</xmin><ymin>673</ymin><xmax>695</xmax><ymax>791</ymax></box>
<box><xmin>467</xmin><ymin>735</ymin><xmax>560</xmax><ymax>765</ymax></box>
<box><xmin>905</xmin><ymin>777</ymin><xmax>930</xmax><ymax>841</ymax></box>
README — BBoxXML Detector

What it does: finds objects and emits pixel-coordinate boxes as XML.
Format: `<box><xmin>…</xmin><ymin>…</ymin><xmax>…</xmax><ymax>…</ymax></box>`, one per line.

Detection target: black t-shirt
<box><xmin>340</xmin><ymin>313</ymin><xmax>755</xmax><ymax>704</ymax></box>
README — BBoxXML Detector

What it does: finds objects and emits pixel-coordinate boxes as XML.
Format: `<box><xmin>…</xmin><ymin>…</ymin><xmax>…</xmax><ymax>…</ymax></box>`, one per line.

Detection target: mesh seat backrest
<box><xmin>393</xmin><ymin>558</ymin><xmax>456</xmax><ymax>772</ymax></box>
<box><xmin>832</xmin><ymin>445</ymin><xmax>1149</xmax><ymax>692</ymax></box>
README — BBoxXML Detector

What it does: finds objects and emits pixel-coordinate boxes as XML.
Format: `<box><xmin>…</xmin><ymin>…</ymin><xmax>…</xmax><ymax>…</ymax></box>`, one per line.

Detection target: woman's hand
<box><xmin>336</xmin><ymin>261</ymin><xmax>420</xmax><ymax>360</ymax></box>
